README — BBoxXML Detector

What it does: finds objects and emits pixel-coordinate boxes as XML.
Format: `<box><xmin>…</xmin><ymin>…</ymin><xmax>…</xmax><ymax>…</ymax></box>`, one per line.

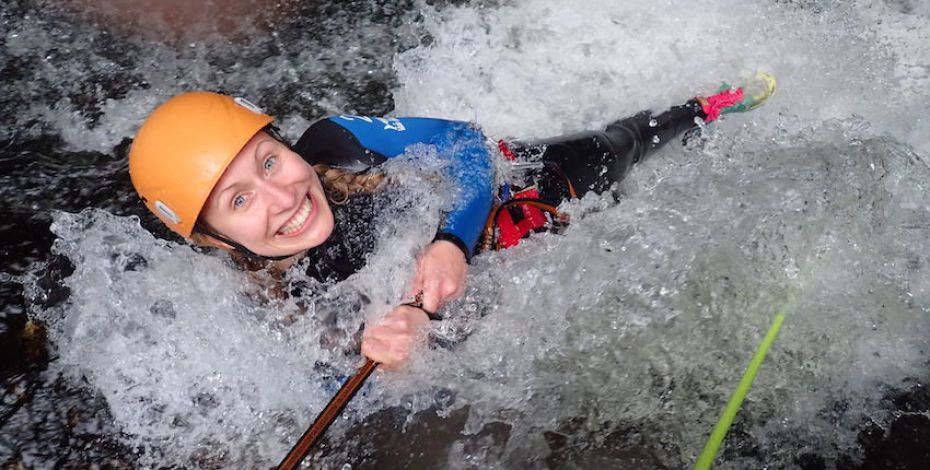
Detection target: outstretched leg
<box><xmin>508</xmin><ymin>100</ymin><xmax>705</xmax><ymax>203</ymax></box>
<box><xmin>507</xmin><ymin>72</ymin><xmax>776</xmax><ymax>204</ymax></box>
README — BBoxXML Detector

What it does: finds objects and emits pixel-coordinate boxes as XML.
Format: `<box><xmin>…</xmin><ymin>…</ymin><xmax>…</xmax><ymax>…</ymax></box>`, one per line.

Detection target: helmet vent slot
<box><xmin>154</xmin><ymin>200</ymin><xmax>181</xmax><ymax>225</ymax></box>
<box><xmin>233</xmin><ymin>97</ymin><xmax>263</xmax><ymax>115</ymax></box>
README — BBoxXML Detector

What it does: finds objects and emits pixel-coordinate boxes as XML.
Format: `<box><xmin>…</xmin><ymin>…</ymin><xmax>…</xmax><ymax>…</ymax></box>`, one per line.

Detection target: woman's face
<box><xmin>200</xmin><ymin>130</ymin><xmax>334</xmax><ymax>258</ymax></box>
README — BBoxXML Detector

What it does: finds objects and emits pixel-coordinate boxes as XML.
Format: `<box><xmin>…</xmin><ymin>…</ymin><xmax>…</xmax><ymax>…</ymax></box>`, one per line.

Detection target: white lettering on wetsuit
<box><xmin>338</xmin><ymin>115</ymin><xmax>406</xmax><ymax>132</ymax></box>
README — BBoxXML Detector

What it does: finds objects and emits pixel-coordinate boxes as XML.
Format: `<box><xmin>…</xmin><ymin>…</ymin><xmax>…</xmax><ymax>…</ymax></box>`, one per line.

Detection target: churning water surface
<box><xmin>2</xmin><ymin>0</ymin><xmax>930</xmax><ymax>468</ymax></box>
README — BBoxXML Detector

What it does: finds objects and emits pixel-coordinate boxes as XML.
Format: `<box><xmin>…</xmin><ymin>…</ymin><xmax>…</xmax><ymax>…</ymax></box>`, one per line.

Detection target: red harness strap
<box><xmin>498</xmin><ymin>139</ymin><xmax>517</xmax><ymax>161</ymax></box>
<box><xmin>496</xmin><ymin>187</ymin><xmax>550</xmax><ymax>248</ymax></box>
<box><xmin>490</xmin><ymin>140</ymin><xmax>558</xmax><ymax>249</ymax></box>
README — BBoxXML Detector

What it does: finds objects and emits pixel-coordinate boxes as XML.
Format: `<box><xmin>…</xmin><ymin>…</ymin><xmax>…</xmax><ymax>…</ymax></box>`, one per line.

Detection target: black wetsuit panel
<box><xmin>509</xmin><ymin>100</ymin><xmax>705</xmax><ymax>203</ymax></box>
<box><xmin>294</xmin><ymin>118</ymin><xmax>389</xmax><ymax>169</ymax></box>
<box><xmin>302</xmin><ymin>194</ymin><xmax>379</xmax><ymax>283</ymax></box>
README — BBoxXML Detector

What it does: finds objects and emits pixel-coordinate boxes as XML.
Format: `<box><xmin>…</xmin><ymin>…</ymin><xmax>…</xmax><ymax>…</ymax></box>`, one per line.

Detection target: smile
<box><xmin>277</xmin><ymin>194</ymin><xmax>313</xmax><ymax>237</ymax></box>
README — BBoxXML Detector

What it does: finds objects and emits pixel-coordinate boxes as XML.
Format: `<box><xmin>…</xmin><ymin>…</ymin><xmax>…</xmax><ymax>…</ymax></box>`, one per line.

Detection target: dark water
<box><xmin>2</xmin><ymin>0</ymin><xmax>930</xmax><ymax>468</ymax></box>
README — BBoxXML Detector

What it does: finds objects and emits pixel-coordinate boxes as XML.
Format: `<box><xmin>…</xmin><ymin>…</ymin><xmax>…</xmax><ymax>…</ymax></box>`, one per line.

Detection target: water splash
<box><xmin>12</xmin><ymin>0</ymin><xmax>930</xmax><ymax>468</ymax></box>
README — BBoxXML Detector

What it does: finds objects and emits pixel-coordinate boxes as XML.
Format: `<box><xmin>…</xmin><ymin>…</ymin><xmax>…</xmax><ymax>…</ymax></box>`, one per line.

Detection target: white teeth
<box><xmin>278</xmin><ymin>196</ymin><xmax>312</xmax><ymax>235</ymax></box>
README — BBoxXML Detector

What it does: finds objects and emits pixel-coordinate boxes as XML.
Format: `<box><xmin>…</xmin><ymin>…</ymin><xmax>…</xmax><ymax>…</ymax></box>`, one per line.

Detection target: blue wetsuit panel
<box><xmin>294</xmin><ymin>116</ymin><xmax>494</xmax><ymax>258</ymax></box>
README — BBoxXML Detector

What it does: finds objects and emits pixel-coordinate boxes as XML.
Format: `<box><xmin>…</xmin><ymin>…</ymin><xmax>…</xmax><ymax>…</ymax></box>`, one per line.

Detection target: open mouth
<box><xmin>277</xmin><ymin>194</ymin><xmax>313</xmax><ymax>237</ymax></box>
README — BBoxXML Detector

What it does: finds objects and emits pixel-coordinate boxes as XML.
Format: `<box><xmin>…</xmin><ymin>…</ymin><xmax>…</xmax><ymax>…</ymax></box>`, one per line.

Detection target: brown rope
<box><xmin>277</xmin><ymin>359</ymin><xmax>379</xmax><ymax>470</ymax></box>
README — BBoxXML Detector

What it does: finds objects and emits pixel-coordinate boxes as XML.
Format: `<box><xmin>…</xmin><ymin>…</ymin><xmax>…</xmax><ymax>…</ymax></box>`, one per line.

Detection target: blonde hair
<box><xmin>313</xmin><ymin>164</ymin><xmax>386</xmax><ymax>205</ymax></box>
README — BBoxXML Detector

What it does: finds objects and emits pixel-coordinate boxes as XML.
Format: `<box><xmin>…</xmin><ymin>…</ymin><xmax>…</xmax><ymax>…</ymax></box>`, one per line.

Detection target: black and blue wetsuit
<box><xmin>292</xmin><ymin>101</ymin><xmax>707</xmax><ymax>282</ymax></box>
<box><xmin>293</xmin><ymin>116</ymin><xmax>494</xmax><ymax>282</ymax></box>
<box><xmin>296</xmin><ymin>116</ymin><xmax>493</xmax><ymax>257</ymax></box>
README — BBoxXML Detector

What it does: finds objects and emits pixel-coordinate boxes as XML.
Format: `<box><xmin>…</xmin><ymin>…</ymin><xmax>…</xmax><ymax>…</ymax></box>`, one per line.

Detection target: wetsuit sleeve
<box><xmin>294</xmin><ymin>116</ymin><xmax>495</xmax><ymax>259</ymax></box>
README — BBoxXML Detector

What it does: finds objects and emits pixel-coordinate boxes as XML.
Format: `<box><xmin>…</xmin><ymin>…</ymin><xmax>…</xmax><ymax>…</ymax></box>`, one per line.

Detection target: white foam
<box><xmin>393</xmin><ymin>0</ymin><xmax>930</xmax><ymax>155</ymax></box>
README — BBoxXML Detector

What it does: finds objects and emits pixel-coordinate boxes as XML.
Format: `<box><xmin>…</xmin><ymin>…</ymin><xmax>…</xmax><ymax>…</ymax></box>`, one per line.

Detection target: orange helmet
<box><xmin>129</xmin><ymin>91</ymin><xmax>273</xmax><ymax>238</ymax></box>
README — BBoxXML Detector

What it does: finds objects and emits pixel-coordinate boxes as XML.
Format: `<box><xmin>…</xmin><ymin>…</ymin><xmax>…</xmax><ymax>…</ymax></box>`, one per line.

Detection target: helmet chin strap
<box><xmin>195</xmin><ymin>223</ymin><xmax>301</xmax><ymax>263</ymax></box>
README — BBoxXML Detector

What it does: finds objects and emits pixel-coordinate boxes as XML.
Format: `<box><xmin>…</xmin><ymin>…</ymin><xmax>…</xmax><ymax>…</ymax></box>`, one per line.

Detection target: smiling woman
<box><xmin>127</xmin><ymin>91</ymin><xmax>487</xmax><ymax>368</ymax></box>
<box><xmin>127</xmin><ymin>81</ymin><xmax>771</xmax><ymax>370</ymax></box>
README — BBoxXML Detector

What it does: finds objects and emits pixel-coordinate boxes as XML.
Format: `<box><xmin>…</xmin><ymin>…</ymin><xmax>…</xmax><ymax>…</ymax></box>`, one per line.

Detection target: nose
<box><xmin>260</xmin><ymin>179</ymin><xmax>297</xmax><ymax>214</ymax></box>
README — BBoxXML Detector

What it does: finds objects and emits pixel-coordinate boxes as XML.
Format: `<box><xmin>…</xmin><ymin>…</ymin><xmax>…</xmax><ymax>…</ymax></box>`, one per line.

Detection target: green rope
<box><xmin>693</xmin><ymin>313</ymin><xmax>786</xmax><ymax>470</ymax></box>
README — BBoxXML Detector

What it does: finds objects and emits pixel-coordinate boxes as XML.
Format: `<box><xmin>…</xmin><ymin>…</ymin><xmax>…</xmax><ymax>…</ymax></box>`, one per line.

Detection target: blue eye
<box><xmin>232</xmin><ymin>194</ymin><xmax>247</xmax><ymax>209</ymax></box>
<box><xmin>263</xmin><ymin>155</ymin><xmax>277</xmax><ymax>172</ymax></box>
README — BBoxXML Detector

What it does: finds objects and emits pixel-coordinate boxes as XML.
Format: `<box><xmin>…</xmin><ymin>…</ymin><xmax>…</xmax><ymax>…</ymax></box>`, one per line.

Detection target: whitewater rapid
<box><xmin>12</xmin><ymin>0</ymin><xmax>930</xmax><ymax>468</ymax></box>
